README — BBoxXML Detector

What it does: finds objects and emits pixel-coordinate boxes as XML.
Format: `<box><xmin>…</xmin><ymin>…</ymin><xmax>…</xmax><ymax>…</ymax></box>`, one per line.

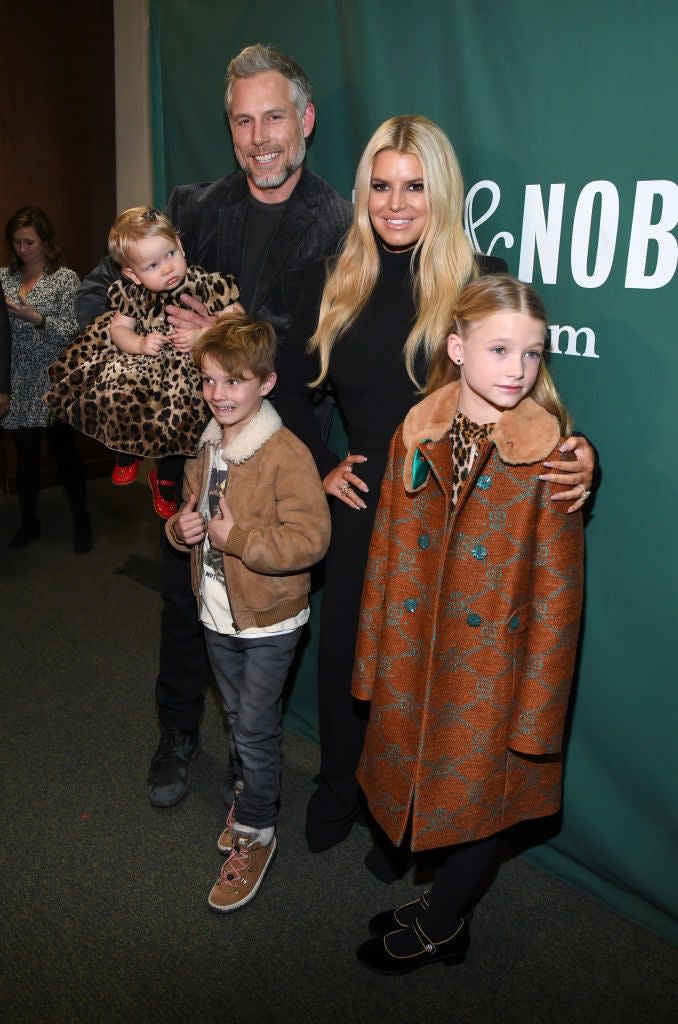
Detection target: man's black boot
<box><xmin>147</xmin><ymin>727</ymin><xmax>199</xmax><ymax>807</ymax></box>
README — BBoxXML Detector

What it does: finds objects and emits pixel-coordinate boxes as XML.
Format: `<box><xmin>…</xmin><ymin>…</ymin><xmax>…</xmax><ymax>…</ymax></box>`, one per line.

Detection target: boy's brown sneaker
<box><xmin>208</xmin><ymin>834</ymin><xmax>277</xmax><ymax>912</ymax></box>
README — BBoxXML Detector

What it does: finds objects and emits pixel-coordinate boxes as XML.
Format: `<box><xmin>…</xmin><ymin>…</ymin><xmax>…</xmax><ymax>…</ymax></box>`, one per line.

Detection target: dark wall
<box><xmin>0</xmin><ymin>0</ymin><xmax>117</xmax><ymax>487</ymax></box>
<box><xmin>0</xmin><ymin>0</ymin><xmax>116</xmax><ymax>277</ymax></box>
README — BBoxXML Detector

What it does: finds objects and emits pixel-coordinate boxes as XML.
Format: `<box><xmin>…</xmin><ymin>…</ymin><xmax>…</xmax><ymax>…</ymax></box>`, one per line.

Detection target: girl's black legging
<box><xmin>421</xmin><ymin>834</ymin><xmax>500</xmax><ymax>938</ymax></box>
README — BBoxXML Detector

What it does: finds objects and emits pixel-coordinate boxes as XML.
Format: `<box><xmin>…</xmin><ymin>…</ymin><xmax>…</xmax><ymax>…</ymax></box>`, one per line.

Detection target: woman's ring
<box><xmin>581</xmin><ymin>489</ymin><xmax>591</xmax><ymax>501</ymax></box>
<box><xmin>340</xmin><ymin>482</ymin><xmax>351</xmax><ymax>496</ymax></box>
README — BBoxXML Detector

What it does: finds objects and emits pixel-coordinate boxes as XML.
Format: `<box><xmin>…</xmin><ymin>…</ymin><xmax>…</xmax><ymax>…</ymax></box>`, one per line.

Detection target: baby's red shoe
<box><xmin>148</xmin><ymin>468</ymin><xmax>178</xmax><ymax>519</ymax></box>
<box><xmin>112</xmin><ymin>459</ymin><xmax>140</xmax><ymax>485</ymax></box>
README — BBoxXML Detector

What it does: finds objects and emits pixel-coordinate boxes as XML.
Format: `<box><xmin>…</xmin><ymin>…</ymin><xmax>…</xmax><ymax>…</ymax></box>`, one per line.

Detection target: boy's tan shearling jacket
<box><xmin>166</xmin><ymin>400</ymin><xmax>331</xmax><ymax>631</ymax></box>
<box><xmin>352</xmin><ymin>382</ymin><xmax>584</xmax><ymax>852</ymax></box>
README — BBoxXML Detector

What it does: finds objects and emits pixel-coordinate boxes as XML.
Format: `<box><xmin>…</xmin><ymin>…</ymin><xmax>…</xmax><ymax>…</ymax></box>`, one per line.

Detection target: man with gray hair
<box><xmin>76</xmin><ymin>43</ymin><xmax>352</xmax><ymax>808</ymax></box>
<box><xmin>224</xmin><ymin>44</ymin><xmax>314</xmax><ymax>191</ymax></box>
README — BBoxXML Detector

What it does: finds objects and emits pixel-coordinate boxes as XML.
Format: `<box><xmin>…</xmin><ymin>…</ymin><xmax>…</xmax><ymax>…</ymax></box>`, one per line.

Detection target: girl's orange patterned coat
<box><xmin>352</xmin><ymin>381</ymin><xmax>584</xmax><ymax>852</ymax></box>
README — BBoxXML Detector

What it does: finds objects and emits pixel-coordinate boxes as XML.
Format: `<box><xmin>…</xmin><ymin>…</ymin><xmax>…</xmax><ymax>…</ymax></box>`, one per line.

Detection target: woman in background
<box><xmin>1</xmin><ymin>206</ymin><xmax>91</xmax><ymax>552</ymax></box>
<box><xmin>0</xmin><ymin>279</ymin><xmax>9</xmax><ymax>418</ymax></box>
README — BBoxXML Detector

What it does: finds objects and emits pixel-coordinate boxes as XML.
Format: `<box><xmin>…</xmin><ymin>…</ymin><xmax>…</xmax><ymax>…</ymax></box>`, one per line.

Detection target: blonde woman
<box><xmin>275</xmin><ymin>116</ymin><xmax>594</xmax><ymax>866</ymax></box>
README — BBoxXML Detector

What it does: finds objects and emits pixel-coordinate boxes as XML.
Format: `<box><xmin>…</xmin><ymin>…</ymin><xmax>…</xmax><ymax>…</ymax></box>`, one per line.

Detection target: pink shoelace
<box><xmin>218</xmin><ymin>842</ymin><xmax>250</xmax><ymax>888</ymax></box>
<box><xmin>224</xmin><ymin>800</ymin><xmax>236</xmax><ymax>833</ymax></box>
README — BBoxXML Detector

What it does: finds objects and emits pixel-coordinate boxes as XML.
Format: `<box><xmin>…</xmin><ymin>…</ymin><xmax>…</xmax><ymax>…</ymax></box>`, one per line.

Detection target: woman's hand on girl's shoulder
<box><xmin>540</xmin><ymin>435</ymin><xmax>595</xmax><ymax>513</ymax></box>
<box><xmin>323</xmin><ymin>453</ymin><xmax>369</xmax><ymax>509</ymax></box>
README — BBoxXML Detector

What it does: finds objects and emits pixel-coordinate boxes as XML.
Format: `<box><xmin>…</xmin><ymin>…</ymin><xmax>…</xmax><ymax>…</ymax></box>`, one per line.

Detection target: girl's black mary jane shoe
<box><xmin>368</xmin><ymin>891</ymin><xmax>430</xmax><ymax>938</ymax></box>
<box><xmin>357</xmin><ymin>917</ymin><xmax>468</xmax><ymax>975</ymax></box>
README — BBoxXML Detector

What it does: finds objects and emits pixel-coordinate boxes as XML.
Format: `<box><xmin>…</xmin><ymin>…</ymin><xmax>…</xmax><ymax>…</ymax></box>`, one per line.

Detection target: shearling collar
<box><xmin>402</xmin><ymin>381</ymin><xmax>561</xmax><ymax>491</ymax></box>
<box><xmin>198</xmin><ymin>399</ymin><xmax>282</xmax><ymax>464</ymax></box>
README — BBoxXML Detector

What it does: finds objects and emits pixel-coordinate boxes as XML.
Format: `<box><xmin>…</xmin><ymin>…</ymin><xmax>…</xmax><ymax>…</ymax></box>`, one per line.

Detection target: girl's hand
<box><xmin>6</xmin><ymin>299</ymin><xmax>42</xmax><ymax>326</ymax></box>
<box><xmin>169</xmin><ymin>327</ymin><xmax>202</xmax><ymax>353</ymax></box>
<box><xmin>540</xmin><ymin>435</ymin><xmax>595</xmax><ymax>513</ymax></box>
<box><xmin>174</xmin><ymin>494</ymin><xmax>206</xmax><ymax>545</ymax></box>
<box><xmin>208</xmin><ymin>495</ymin><xmax>235</xmax><ymax>550</ymax></box>
<box><xmin>324</xmin><ymin>454</ymin><xmax>369</xmax><ymax>510</ymax></box>
<box><xmin>140</xmin><ymin>332</ymin><xmax>167</xmax><ymax>356</ymax></box>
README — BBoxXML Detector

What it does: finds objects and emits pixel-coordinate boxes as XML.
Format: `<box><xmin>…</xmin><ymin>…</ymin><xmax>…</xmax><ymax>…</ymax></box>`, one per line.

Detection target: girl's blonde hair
<box><xmin>308</xmin><ymin>115</ymin><xmax>475</xmax><ymax>388</ymax></box>
<box><xmin>108</xmin><ymin>207</ymin><xmax>179</xmax><ymax>268</ymax></box>
<box><xmin>426</xmin><ymin>274</ymin><xmax>572</xmax><ymax>436</ymax></box>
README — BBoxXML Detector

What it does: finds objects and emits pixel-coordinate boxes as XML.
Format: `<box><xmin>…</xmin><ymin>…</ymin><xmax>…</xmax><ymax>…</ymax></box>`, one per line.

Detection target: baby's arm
<box><xmin>110</xmin><ymin>311</ymin><xmax>167</xmax><ymax>356</ymax></box>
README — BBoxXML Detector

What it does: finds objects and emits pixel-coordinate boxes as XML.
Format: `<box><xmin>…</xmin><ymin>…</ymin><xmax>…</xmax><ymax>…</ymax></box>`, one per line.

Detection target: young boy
<box><xmin>166</xmin><ymin>313</ymin><xmax>331</xmax><ymax>912</ymax></box>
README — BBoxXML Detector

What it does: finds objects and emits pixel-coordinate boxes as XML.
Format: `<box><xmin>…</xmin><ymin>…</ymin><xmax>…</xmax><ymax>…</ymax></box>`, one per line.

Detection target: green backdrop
<box><xmin>148</xmin><ymin>0</ymin><xmax>677</xmax><ymax>944</ymax></box>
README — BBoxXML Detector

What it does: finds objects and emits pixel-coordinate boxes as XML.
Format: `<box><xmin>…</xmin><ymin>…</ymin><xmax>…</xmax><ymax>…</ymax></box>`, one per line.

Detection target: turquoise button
<box><xmin>472</xmin><ymin>544</ymin><xmax>487</xmax><ymax>561</ymax></box>
<box><xmin>404</xmin><ymin>599</ymin><xmax>418</xmax><ymax>612</ymax></box>
<box><xmin>477</xmin><ymin>475</ymin><xmax>492</xmax><ymax>490</ymax></box>
<box><xmin>467</xmin><ymin>612</ymin><xmax>482</xmax><ymax>627</ymax></box>
<box><xmin>508</xmin><ymin>614</ymin><xmax>521</xmax><ymax>631</ymax></box>
<box><xmin>418</xmin><ymin>534</ymin><xmax>430</xmax><ymax>550</ymax></box>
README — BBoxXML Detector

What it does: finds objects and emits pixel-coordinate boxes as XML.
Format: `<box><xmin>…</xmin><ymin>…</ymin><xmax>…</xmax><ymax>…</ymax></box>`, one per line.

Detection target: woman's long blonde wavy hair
<box><xmin>425</xmin><ymin>274</ymin><xmax>572</xmax><ymax>435</ymax></box>
<box><xmin>308</xmin><ymin>115</ymin><xmax>475</xmax><ymax>388</ymax></box>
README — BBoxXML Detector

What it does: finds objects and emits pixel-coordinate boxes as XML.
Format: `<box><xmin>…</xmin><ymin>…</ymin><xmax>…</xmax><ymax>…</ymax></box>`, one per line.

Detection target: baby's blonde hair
<box><xmin>108</xmin><ymin>207</ymin><xmax>179</xmax><ymax>267</ymax></box>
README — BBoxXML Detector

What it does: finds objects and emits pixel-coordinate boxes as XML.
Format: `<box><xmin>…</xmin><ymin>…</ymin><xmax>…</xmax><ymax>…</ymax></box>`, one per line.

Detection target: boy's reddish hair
<box><xmin>192</xmin><ymin>312</ymin><xmax>276</xmax><ymax>381</ymax></box>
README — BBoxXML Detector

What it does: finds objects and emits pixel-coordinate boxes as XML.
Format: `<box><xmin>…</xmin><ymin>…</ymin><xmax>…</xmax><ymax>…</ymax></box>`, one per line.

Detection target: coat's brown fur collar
<box><xmin>402</xmin><ymin>382</ymin><xmax>561</xmax><ymax>491</ymax></box>
<box><xmin>198</xmin><ymin>400</ymin><xmax>282</xmax><ymax>464</ymax></box>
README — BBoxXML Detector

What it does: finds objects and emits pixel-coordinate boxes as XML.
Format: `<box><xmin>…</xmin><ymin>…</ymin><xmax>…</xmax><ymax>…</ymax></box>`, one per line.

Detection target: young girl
<box><xmin>352</xmin><ymin>274</ymin><xmax>585</xmax><ymax>974</ymax></box>
<box><xmin>44</xmin><ymin>207</ymin><xmax>239</xmax><ymax>516</ymax></box>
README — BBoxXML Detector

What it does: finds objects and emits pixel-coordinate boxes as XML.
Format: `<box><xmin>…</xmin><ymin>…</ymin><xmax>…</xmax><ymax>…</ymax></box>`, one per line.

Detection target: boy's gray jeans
<box><xmin>204</xmin><ymin>626</ymin><xmax>303</xmax><ymax>829</ymax></box>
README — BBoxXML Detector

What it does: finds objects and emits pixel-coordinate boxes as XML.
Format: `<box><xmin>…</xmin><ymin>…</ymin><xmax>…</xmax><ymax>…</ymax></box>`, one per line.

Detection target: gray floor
<box><xmin>1</xmin><ymin>476</ymin><xmax>677</xmax><ymax>1024</ymax></box>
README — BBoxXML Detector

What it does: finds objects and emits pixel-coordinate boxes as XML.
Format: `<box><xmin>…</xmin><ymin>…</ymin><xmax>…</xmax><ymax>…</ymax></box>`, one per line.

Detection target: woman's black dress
<box><xmin>275</xmin><ymin>247</ymin><xmax>504</xmax><ymax>850</ymax></box>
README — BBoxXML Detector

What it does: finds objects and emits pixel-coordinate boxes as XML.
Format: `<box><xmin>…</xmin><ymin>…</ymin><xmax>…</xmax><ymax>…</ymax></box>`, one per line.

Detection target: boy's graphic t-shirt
<box><xmin>204</xmin><ymin>455</ymin><xmax>229</xmax><ymax>575</ymax></box>
<box><xmin>199</xmin><ymin>444</ymin><xmax>309</xmax><ymax>637</ymax></box>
